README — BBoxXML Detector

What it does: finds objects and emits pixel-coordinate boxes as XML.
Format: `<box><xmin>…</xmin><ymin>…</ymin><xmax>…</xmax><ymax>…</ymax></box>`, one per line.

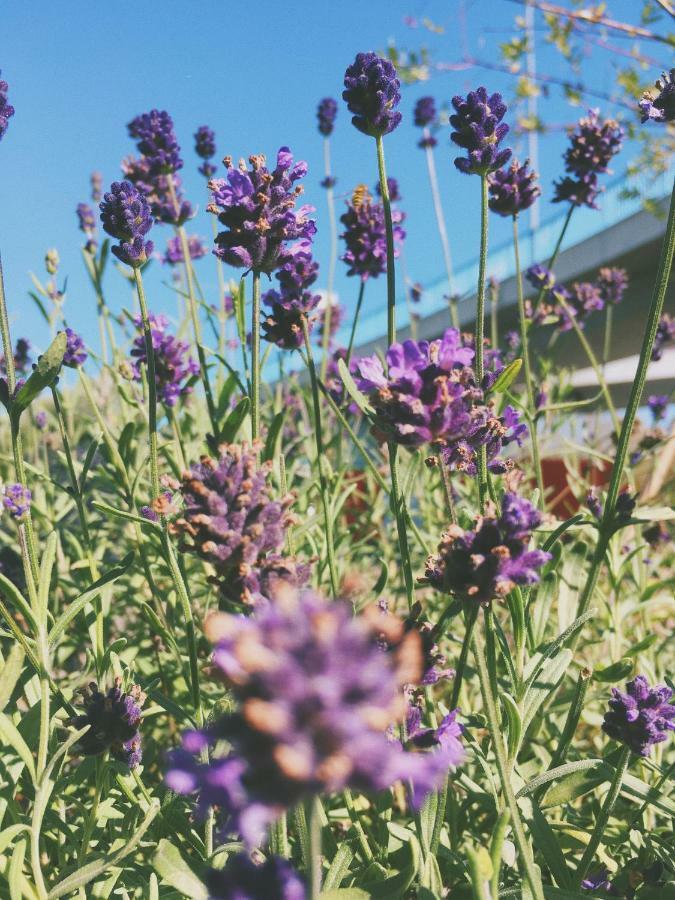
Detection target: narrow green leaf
<box><xmin>0</xmin><ymin>643</ymin><xmax>25</xmax><ymax>712</ymax></box>
<box><xmin>338</xmin><ymin>359</ymin><xmax>375</xmax><ymax>417</ymax></box>
<box><xmin>521</xmin><ymin>649</ymin><xmax>573</xmax><ymax>734</ymax></box>
<box><xmin>38</xmin><ymin>531</ymin><xmax>58</xmax><ymax>626</ymax></box>
<box><xmin>8</xmin><ymin>837</ymin><xmax>27</xmax><ymax>900</ymax></box>
<box><xmin>152</xmin><ymin>839</ymin><xmax>208</xmax><ymax>900</ymax></box>
<box><xmin>320</xmin><ymin>891</ymin><xmax>371</xmax><ymax>900</ymax></box>
<box><xmin>216</xmin><ymin>396</ymin><xmax>250</xmax><ymax>445</ymax></box>
<box><xmin>90</xmin><ymin>501</ymin><xmax>159</xmax><ymax>529</ymax></box>
<box><xmin>500</xmin><ymin>692</ymin><xmax>522</xmax><ymax>761</ymax></box>
<box><xmin>517</xmin><ymin>760</ymin><xmax>605</xmax><ymax>798</ymax></box>
<box><xmin>262</xmin><ymin>409</ymin><xmax>286</xmax><ymax>463</ymax></box>
<box><xmin>0</xmin><ymin>713</ymin><xmax>36</xmax><ymax>784</ymax></box>
<box><xmin>491</xmin><ymin>357</ymin><xmax>522</xmax><ymax>393</ymax></box>
<box><xmin>78</xmin><ymin>434</ymin><xmax>102</xmax><ymax>495</ymax></box>
<box><xmin>13</xmin><ymin>331</ymin><xmax>67</xmax><ymax>416</ymax></box>
<box><xmin>323</xmin><ymin>843</ymin><xmax>355</xmax><ymax>891</ymax></box>
<box><xmin>593</xmin><ymin>657</ymin><xmax>635</xmax><ymax>683</ymax></box>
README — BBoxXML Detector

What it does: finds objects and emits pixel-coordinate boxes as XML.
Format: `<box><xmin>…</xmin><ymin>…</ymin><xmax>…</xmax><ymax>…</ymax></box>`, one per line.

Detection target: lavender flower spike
<box><xmin>194</xmin><ymin>125</ymin><xmax>217</xmax><ymax>178</ymax></box>
<box><xmin>3</xmin><ymin>483</ymin><xmax>31</xmax><ymax>519</ymax></box>
<box><xmin>209</xmin><ymin>148</ymin><xmax>315</xmax><ymax>274</ymax></box>
<box><xmin>129</xmin><ymin>313</ymin><xmax>198</xmax><ymax>407</ymax></box>
<box><xmin>342</xmin><ymin>52</ymin><xmax>402</xmax><ymax>137</ymax></box>
<box><xmin>340</xmin><ymin>185</ymin><xmax>405</xmax><ymax>281</ymax></box>
<box><xmin>317</xmin><ymin>97</ymin><xmax>338</xmax><ymax>137</ymax></box>
<box><xmin>128</xmin><ymin>108</ymin><xmax>183</xmax><ymax>175</ymax></box>
<box><xmin>62</xmin><ymin>328</ymin><xmax>88</xmax><ymax>368</ymax></box>
<box><xmin>423</xmin><ymin>492</ymin><xmax>551</xmax><ymax>604</ymax></box>
<box><xmin>165</xmin><ymin>588</ymin><xmax>462</xmax><ymax>846</ymax></box>
<box><xmin>262</xmin><ymin>244</ymin><xmax>321</xmax><ymax>350</ymax></box>
<box><xmin>0</xmin><ymin>71</ymin><xmax>15</xmax><ymax>142</ymax></box>
<box><xmin>450</xmin><ymin>87</ymin><xmax>511</xmax><ymax>176</ymax></box>
<box><xmin>70</xmin><ymin>678</ymin><xmax>145</xmax><ymax>769</ymax></box>
<box><xmin>99</xmin><ymin>181</ymin><xmax>154</xmax><ymax>267</ymax></box>
<box><xmin>639</xmin><ymin>69</ymin><xmax>675</xmax><ymax>124</ymax></box>
<box><xmin>488</xmin><ymin>159</ymin><xmax>540</xmax><ymax>217</ymax></box>
<box><xmin>602</xmin><ymin>675</ymin><xmax>675</xmax><ymax>757</ymax></box>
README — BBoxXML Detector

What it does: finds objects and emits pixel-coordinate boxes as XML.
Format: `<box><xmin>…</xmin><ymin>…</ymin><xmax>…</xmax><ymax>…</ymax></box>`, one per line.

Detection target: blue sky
<box><xmin>0</xmin><ymin>0</ymin><xmax>666</xmax><ymax>360</ymax></box>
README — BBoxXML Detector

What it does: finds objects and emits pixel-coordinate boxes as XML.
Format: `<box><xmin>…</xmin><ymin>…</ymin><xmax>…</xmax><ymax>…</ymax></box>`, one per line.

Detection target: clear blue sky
<box><xmin>0</xmin><ymin>0</ymin><xmax>663</xmax><ymax>360</ymax></box>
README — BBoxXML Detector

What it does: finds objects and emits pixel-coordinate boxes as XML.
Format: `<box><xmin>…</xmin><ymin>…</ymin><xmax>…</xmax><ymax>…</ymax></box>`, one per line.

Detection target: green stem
<box><xmin>302</xmin><ymin>319</ymin><xmax>339</xmax><ymax>597</ymax></box>
<box><xmin>132</xmin><ymin>268</ymin><xmax>160</xmax><ymax>503</ymax></box>
<box><xmin>450</xmin><ymin>606</ymin><xmax>478</xmax><ymax>709</ymax></box>
<box><xmin>345</xmin><ymin>280</ymin><xmax>366</xmax><ymax>366</ymax></box>
<box><xmin>602</xmin><ymin>304</ymin><xmax>613</xmax><ymax>369</ymax></box>
<box><xmin>513</xmin><ymin>216</ymin><xmax>545</xmax><ymax>507</ymax></box>
<box><xmin>476</xmin><ymin>176</ymin><xmax>490</xmax><ymax>511</ymax></box>
<box><xmin>320</xmin><ymin>136</ymin><xmax>338</xmax><ymax>381</ymax></box>
<box><xmin>375</xmin><ymin>135</ymin><xmax>396</xmax><ymax>346</ymax></box>
<box><xmin>388</xmin><ymin>442</ymin><xmax>415</xmax><ymax>609</ymax></box>
<box><xmin>472</xmin><ymin>621</ymin><xmax>544</xmax><ymax>900</ymax></box>
<box><xmin>531</xmin><ymin>204</ymin><xmax>574</xmax><ymax>316</ymax></box>
<box><xmin>573</xmin><ymin>746</ymin><xmax>631</xmax><ymax>889</ymax></box>
<box><xmin>37</xmin><ymin>676</ymin><xmax>50</xmax><ymax>780</ymax></box>
<box><xmin>343</xmin><ymin>788</ymin><xmax>374</xmax><ymax>862</ymax></box>
<box><xmin>251</xmin><ymin>270</ymin><xmax>261</xmax><ymax>441</ymax></box>
<box><xmin>307</xmin><ymin>798</ymin><xmax>323</xmax><ymax>900</ymax></box>
<box><xmin>424</xmin><ymin>138</ymin><xmax>456</xmax><ymax>328</ymax></box>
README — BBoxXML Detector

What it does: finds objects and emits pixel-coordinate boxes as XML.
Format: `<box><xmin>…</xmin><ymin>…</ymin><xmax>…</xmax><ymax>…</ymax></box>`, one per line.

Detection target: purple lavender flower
<box><xmin>205</xmin><ymin>854</ymin><xmax>306</xmax><ymax>899</ymax></box>
<box><xmin>35</xmin><ymin>411</ymin><xmax>48</xmax><ymax>431</ymax></box>
<box><xmin>262</xmin><ymin>244</ymin><xmax>321</xmax><ymax>350</ymax></box>
<box><xmin>128</xmin><ymin>109</ymin><xmax>183</xmax><ymax>175</ymax></box>
<box><xmin>171</xmin><ymin>443</ymin><xmax>307</xmax><ymax>606</ymax></box>
<box><xmin>355</xmin><ymin>329</ymin><xmax>525</xmax><ymax>473</ymax></box>
<box><xmin>526</xmin><ymin>264</ymin><xmax>556</xmax><ymax>293</ymax></box>
<box><xmin>122</xmin><ymin>155</ymin><xmax>194</xmax><ymax>227</ymax></box>
<box><xmin>602</xmin><ymin>675</ymin><xmax>675</xmax><ymax>757</ymax></box>
<box><xmin>130</xmin><ymin>313</ymin><xmax>198</xmax><ymax>407</ymax></box>
<box><xmin>99</xmin><ymin>181</ymin><xmax>154</xmax><ymax>267</ymax></box>
<box><xmin>414</xmin><ymin>96</ymin><xmax>436</xmax><ymax>128</ymax></box>
<box><xmin>0</xmin><ymin>71</ymin><xmax>15</xmax><ymax>142</ymax></box>
<box><xmin>423</xmin><ymin>492</ymin><xmax>551</xmax><ymax>604</ymax></box>
<box><xmin>76</xmin><ymin>202</ymin><xmax>98</xmax><ymax>251</ymax></box>
<box><xmin>70</xmin><ymin>679</ymin><xmax>145</xmax><ymax>769</ymax></box>
<box><xmin>1</xmin><ymin>338</ymin><xmax>31</xmax><ymax>378</ymax></box>
<box><xmin>552</xmin><ymin>173</ymin><xmax>600</xmax><ymax>209</ymax></box>
<box><xmin>596</xmin><ymin>267</ymin><xmax>628</xmax><ymax>306</ymax></box>
<box><xmin>62</xmin><ymin>328</ymin><xmax>87</xmax><ymax>368</ymax></box>
<box><xmin>90</xmin><ymin>171</ymin><xmax>103</xmax><ymax>204</ymax></box>
<box><xmin>652</xmin><ymin>313</ymin><xmax>675</xmax><ymax>361</ymax></box>
<box><xmin>320</xmin><ymin>175</ymin><xmax>337</xmax><ymax>190</ymax></box>
<box><xmin>647</xmin><ymin>394</ymin><xmax>668</xmax><ymax>422</ymax></box>
<box><xmin>586</xmin><ymin>488</ymin><xmax>603</xmax><ymax>520</ymax></box>
<box><xmin>163</xmin><ymin>234</ymin><xmax>208</xmax><ymax>265</ymax></box>
<box><xmin>488</xmin><ymin>158</ymin><xmax>540</xmax><ymax>217</ymax></box>
<box><xmin>562</xmin><ymin>109</ymin><xmax>623</xmax><ymax>178</ymax></box>
<box><xmin>209</xmin><ymin>148</ymin><xmax>315</xmax><ymax>274</ymax></box>
<box><xmin>450</xmin><ymin>87</ymin><xmax>511</xmax><ymax>176</ymax></box>
<box><xmin>340</xmin><ymin>185</ymin><xmax>405</xmax><ymax>281</ymax></box>
<box><xmin>585</xmin><ymin>487</ymin><xmax>635</xmax><ymax>524</ymax></box>
<box><xmin>375</xmin><ymin>176</ymin><xmax>401</xmax><ymax>203</ymax></box>
<box><xmin>406</xmin><ymin>706</ymin><xmax>463</xmax><ymax>757</ymax></box>
<box><xmin>317</xmin><ymin>97</ymin><xmax>338</xmax><ymax>137</ymax></box>
<box><xmin>639</xmin><ymin>69</ymin><xmax>675</xmax><ymax>124</ymax></box>
<box><xmin>581</xmin><ymin>869</ymin><xmax>617</xmax><ymax>894</ymax></box>
<box><xmin>553</xmin><ymin>281</ymin><xmax>604</xmax><ymax>331</ymax></box>
<box><xmin>194</xmin><ymin>125</ymin><xmax>217</xmax><ymax>178</ymax></box>
<box><xmin>165</xmin><ymin>589</ymin><xmax>462</xmax><ymax>845</ymax></box>
<box><xmin>3</xmin><ymin>483</ymin><xmax>31</xmax><ymax>519</ymax></box>
<box><xmin>342</xmin><ymin>52</ymin><xmax>402</xmax><ymax>138</ymax></box>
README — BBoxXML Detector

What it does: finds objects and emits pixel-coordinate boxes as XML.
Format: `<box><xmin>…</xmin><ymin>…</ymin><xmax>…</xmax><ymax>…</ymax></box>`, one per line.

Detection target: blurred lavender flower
<box><xmin>597</xmin><ymin>267</ymin><xmax>628</xmax><ymax>306</ymax></box>
<box><xmin>205</xmin><ymin>854</ymin><xmax>306</xmax><ymax>899</ymax></box>
<box><xmin>130</xmin><ymin>313</ymin><xmax>198</xmax><ymax>407</ymax></box>
<box><xmin>581</xmin><ymin>869</ymin><xmax>617</xmax><ymax>894</ymax></box>
<box><xmin>261</xmin><ymin>244</ymin><xmax>321</xmax><ymax>349</ymax></box>
<box><xmin>355</xmin><ymin>329</ymin><xmax>525</xmax><ymax>473</ymax></box>
<box><xmin>172</xmin><ymin>442</ymin><xmax>307</xmax><ymax>606</ymax></box>
<box><xmin>375</xmin><ymin>176</ymin><xmax>401</xmax><ymax>202</ymax></box>
<box><xmin>602</xmin><ymin>675</ymin><xmax>675</xmax><ymax>757</ymax></box>
<box><xmin>62</xmin><ymin>328</ymin><xmax>87</xmax><ymax>368</ymax></box>
<box><xmin>90</xmin><ymin>171</ymin><xmax>103</xmax><ymax>204</ymax></box>
<box><xmin>414</xmin><ymin>96</ymin><xmax>437</xmax><ymax>149</ymax></box>
<box><xmin>423</xmin><ymin>492</ymin><xmax>551</xmax><ymax>604</ymax></box>
<box><xmin>526</xmin><ymin>264</ymin><xmax>556</xmax><ymax>293</ymax></box>
<box><xmin>342</xmin><ymin>52</ymin><xmax>402</xmax><ymax>137</ymax></box>
<box><xmin>647</xmin><ymin>394</ymin><xmax>668</xmax><ymax>422</ymax></box>
<box><xmin>128</xmin><ymin>108</ymin><xmax>183</xmax><ymax>175</ymax></box>
<box><xmin>317</xmin><ymin>97</ymin><xmax>338</xmax><ymax>137</ymax></box>
<box><xmin>209</xmin><ymin>148</ymin><xmax>315</xmax><ymax>274</ymax></box>
<box><xmin>639</xmin><ymin>69</ymin><xmax>675</xmax><ymax>124</ymax></box>
<box><xmin>122</xmin><ymin>155</ymin><xmax>193</xmax><ymax>227</ymax></box>
<box><xmin>194</xmin><ymin>125</ymin><xmax>217</xmax><ymax>178</ymax></box>
<box><xmin>3</xmin><ymin>483</ymin><xmax>31</xmax><ymax>519</ymax></box>
<box><xmin>554</xmin><ymin>281</ymin><xmax>604</xmax><ymax>331</ymax></box>
<box><xmin>586</xmin><ymin>487</ymin><xmax>636</xmax><ymax>524</ymax></box>
<box><xmin>99</xmin><ymin>181</ymin><xmax>154</xmax><ymax>267</ymax></box>
<box><xmin>76</xmin><ymin>202</ymin><xmax>98</xmax><ymax>251</ymax></box>
<box><xmin>552</xmin><ymin>173</ymin><xmax>600</xmax><ymax>209</ymax></box>
<box><xmin>652</xmin><ymin>313</ymin><xmax>675</xmax><ymax>361</ymax></box>
<box><xmin>450</xmin><ymin>87</ymin><xmax>511</xmax><ymax>176</ymax></box>
<box><xmin>1</xmin><ymin>338</ymin><xmax>31</xmax><ymax>377</ymax></box>
<box><xmin>0</xmin><ymin>70</ymin><xmax>15</xmax><ymax>142</ymax></box>
<box><xmin>488</xmin><ymin>158</ymin><xmax>540</xmax><ymax>217</ymax></box>
<box><xmin>166</xmin><ymin>589</ymin><xmax>462</xmax><ymax>845</ymax></box>
<box><xmin>406</xmin><ymin>706</ymin><xmax>463</xmax><ymax>757</ymax></box>
<box><xmin>163</xmin><ymin>234</ymin><xmax>207</xmax><ymax>265</ymax></box>
<box><xmin>553</xmin><ymin>109</ymin><xmax>623</xmax><ymax>209</ymax></box>
<box><xmin>35</xmin><ymin>411</ymin><xmax>48</xmax><ymax>431</ymax></box>
<box><xmin>70</xmin><ymin>679</ymin><xmax>145</xmax><ymax>769</ymax></box>
<box><xmin>340</xmin><ymin>185</ymin><xmax>405</xmax><ymax>281</ymax></box>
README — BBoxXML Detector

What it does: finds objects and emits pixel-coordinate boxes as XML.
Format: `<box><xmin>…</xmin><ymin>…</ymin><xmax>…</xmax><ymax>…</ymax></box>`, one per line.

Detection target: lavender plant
<box><xmin>0</xmin><ymin>47</ymin><xmax>673</xmax><ymax>900</ymax></box>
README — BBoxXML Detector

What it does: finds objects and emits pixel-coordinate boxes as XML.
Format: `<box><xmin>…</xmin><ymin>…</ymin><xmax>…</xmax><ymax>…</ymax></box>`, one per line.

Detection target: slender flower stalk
<box><xmin>573</xmin><ymin>746</ymin><xmax>630</xmax><ymax>888</ymax></box>
<box><xmin>251</xmin><ymin>271</ymin><xmax>262</xmax><ymax>441</ymax></box>
<box><xmin>376</xmin><ymin>136</ymin><xmax>397</xmax><ymax>346</ymax></box>
<box><xmin>423</xmin><ymin>139</ymin><xmax>456</xmax><ymax>328</ymax></box>
<box><xmin>513</xmin><ymin>216</ymin><xmax>545</xmax><ymax>505</ymax></box>
<box><xmin>320</xmin><ymin>135</ymin><xmax>339</xmax><ymax>380</ymax></box>
<box><xmin>345</xmin><ymin>280</ymin><xmax>366</xmax><ymax>366</ymax></box>
<box><xmin>302</xmin><ymin>317</ymin><xmax>339</xmax><ymax>597</ymax></box>
<box><xmin>475</xmin><ymin>175</ymin><xmax>489</xmax><ymax>510</ymax></box>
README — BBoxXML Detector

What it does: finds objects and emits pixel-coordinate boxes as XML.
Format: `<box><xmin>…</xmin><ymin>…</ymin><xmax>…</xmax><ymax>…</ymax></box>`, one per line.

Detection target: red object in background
<box><xmin>542</xmin><ymin>457</ymin><xmax>613</xmax><ymax>518</ymax></box>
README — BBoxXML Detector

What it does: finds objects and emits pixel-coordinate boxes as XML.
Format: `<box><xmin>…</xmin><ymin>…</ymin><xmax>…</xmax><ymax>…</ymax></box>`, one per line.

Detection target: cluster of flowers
<box><xmin>422</xmin><ymin>492</ymin><xmax>551</xmax><ymax>603</ymax></box>
<box><xmin>525</xmin><ymin>263</ymin><xmax>628</xmax><ymax>332</ymax></box>
<box><xmin>552</xmin><ymin>109</ymin><xmax>623</xmax><ymax>209</ymax></box>
<box><xmin>162</xmin><ymin>234</ymin><xmax>207</xmax><ymax>266</ymax></box>
<box><xmin>340</xmin><ymin>184</ymin><xmax>405</xmax><ymax>281</ymax></box>
<box><xmin>261</xmin><ymin>242</ymin><xmax>321</xmax><ymax>350</ymax></box>
<box><xmin>70</xmin><ymin>679</ymin><xmax>145</xmax><ymax>769</ymax></box>
<box><xmin>171</xmin><ymin>442</ymin><xmax>310</xmax><ymax>607</ymax></box>
<box><xmin>122</xmin><ymin>109</ymin><xmax>193</xmax><ymax>226</ymax></box>
<box><xmin>194</xmin><ymin>124</ymin><xmax>217</xmax><ymax>178</ymax></box>
<box><xmin>354</xmin><ymin>328</ymin><xmax>526</xmax><ymax>475</ymax></box>
<box><xmin>166</xmin><ymin>587</ymin><xmax>463</xmax><ymax>846</ymax></box>
<box><xmin>0</xmin><ymin>70</ymin><xmax>14</xmax><ymax>142</ymax></box>
<box><xmin>129</xmin><ymin>313</ymin><xmax>198</xmax><ymax>407</ymax></box>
